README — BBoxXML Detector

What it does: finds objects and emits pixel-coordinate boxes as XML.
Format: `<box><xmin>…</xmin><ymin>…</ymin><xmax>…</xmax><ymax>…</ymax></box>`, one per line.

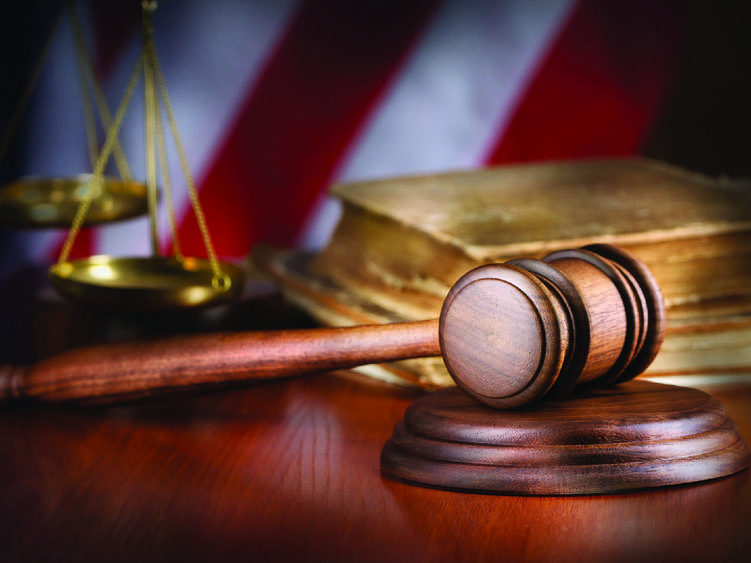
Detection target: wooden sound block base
<box><xmin>381</xmin><ymin>380</ymin><xmax>751</xmax><ymax>495</ymax></box>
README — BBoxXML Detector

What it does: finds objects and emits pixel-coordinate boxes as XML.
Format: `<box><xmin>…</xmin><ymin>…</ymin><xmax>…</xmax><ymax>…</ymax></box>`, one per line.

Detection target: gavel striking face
<box><xmin>0</xmin><ymin>244</ymin><xmax>664</xmax><ymax>409</ymax></box>
<box><xmin>439</xmin><ymin>243</ymin><xmax>665</xmax><ymax>408</ymax></box>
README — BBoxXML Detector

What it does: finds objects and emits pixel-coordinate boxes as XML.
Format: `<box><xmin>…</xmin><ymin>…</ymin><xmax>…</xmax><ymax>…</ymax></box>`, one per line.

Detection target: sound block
<box><xmin>380</xmin><ymin>380</ymin><xmax>751</xmax><ymax>495</ymax></box>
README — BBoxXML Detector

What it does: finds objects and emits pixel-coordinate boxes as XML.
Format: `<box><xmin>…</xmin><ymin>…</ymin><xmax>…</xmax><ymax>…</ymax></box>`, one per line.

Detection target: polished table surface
<box><xmin>1</xmin><ymin>370</ymin><xmax>749</xmax><ymax>563</ymax></box>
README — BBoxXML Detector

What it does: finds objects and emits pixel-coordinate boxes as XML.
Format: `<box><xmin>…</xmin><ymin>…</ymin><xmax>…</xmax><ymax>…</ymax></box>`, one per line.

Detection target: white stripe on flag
<box><xmin>300</xmin><ymin>0</ymin><xmax>576</xmax><ymax>249</ymax></box>
<box><xmin>98</xmin><ymin>0</ymin><xmax>301</xmax><ymax>258</ymax></box>
<box><xmin>337</xmin><ymin>0</ymin><xmax>576</xmax><ymax>181</ymax></box>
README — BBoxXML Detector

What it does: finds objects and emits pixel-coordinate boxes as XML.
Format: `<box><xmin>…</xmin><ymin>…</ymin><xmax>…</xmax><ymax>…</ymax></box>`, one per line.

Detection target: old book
<box><xmin>255</xmin><ymin>158</ymin><xmax>751</xmax><ymax>388</ymax></box>
<box><xmin>312</xmin><ymin>158</ymin><xmax>751</xmax><ymax>312</ymax></box>
<box><xmin>257</xmin><ymin>250</ymin><xmax>751</xmax><ymax>389</ymax></box>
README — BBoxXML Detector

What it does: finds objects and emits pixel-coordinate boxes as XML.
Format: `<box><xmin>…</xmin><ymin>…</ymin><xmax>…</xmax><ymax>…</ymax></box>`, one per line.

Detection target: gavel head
<box><xmin>438</xmin><ymin>244</ymin><xmax>665</xmax><ymax>409</ymax></box>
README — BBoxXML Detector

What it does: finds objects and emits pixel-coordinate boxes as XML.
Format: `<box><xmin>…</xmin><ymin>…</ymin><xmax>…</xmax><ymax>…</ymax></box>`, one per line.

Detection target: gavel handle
<box><xmin>0</xmin><ymin>320</ymin><xmax>440</xmax><ymax>406</ymax></box>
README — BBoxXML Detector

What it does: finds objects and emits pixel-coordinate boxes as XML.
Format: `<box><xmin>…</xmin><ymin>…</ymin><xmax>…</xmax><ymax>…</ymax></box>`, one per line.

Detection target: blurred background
<box><xmin>1</xmin><ymin>0</ymin><xmax>750</xmax><ymax>362</ymax></box>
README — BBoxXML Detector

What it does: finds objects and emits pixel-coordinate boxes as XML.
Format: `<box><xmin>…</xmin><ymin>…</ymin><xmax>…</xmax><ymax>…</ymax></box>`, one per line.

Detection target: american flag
<box><xmin>0</xmin><ymin>0</ymin><xmax>698</xmax><ymax>360</ymax></box>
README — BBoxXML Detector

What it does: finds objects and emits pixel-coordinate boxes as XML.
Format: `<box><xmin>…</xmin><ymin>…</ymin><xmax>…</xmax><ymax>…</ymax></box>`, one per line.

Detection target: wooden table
<box><xmin>1</xmin><ymin>371</ymin><xmax>749</xmax><ymax>563</ymax></box>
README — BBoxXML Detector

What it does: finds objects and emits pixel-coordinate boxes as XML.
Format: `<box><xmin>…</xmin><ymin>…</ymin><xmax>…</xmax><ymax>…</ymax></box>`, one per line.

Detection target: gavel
<box><xmin>0</xmin><ymin>244</ymin><xmax>664</xmax><ymax>409</ymax></box>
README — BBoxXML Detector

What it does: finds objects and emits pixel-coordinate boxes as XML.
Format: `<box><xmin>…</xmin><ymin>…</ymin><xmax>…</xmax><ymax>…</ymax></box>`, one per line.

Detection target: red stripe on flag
<box><xmin>176</xmin><ymin>0</ymin><xmax>441</xmax><ymax>259</ymax></box>
<box><xmin>47</xmin><ymin>228</ymin><xmax>97</xmax><ymax>263</ymax></box>
<box><xmin>486</xmin><ymin>0</ymin><xmax>687</xmax><ymax>164</ymax></box>
<box><xmin>90</xmin><ymin>0</ymin><xmax>141</xmax><ymax>79</ymax></box>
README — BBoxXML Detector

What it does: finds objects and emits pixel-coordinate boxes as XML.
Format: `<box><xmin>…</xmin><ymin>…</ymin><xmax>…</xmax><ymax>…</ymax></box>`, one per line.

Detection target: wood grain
<box><xmin>0</xmin><ymin>320</ymin><xmax>440</xmax><ymax>405</ymax></box>
<box><xmin>0</xmin><ymin>371</ymin><xmax>750</xmax><ymax>562</ymax></box>
<box><xmin>438</xmin><ymin>263</ymin><xmax>570</xmax><ymax>408</ymax></box>
<box><xmin>543</xmin><ymin>253</ymin><xmax>629</xmax><ymax>384</ymax></box>
<box><xmin>584</xmin><ymin>243</ymin><xmax>667</xmax><ymax>382</ymax></box>
<box><xmin>0</xmin><ymin>244</ymin><xmax>664</xmax><ymax>409</ymax></box>
<box><xmin>381</xmin><ymin>380</ymin><xmax>751</xmax><ymax>494</ymax></box>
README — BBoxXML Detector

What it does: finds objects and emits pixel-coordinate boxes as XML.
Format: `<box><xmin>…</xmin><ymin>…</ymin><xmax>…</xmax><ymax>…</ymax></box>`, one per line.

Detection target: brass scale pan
<box><xmin>0</xmin><ymin>174</ymin><xmax>147</xmax><ymax>228</ymax></box>
<box><xmin>0</xmin><ymin>175</ymin><xmax>243</xmax><ymax>310</ymax></box>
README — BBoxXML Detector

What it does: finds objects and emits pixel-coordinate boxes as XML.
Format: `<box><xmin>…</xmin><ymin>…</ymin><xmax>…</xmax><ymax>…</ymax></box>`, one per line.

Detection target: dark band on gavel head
<box><xmin>438</xmin><ymin>244</ymin><xmax>666</xmax><ymax>409</ymax></box>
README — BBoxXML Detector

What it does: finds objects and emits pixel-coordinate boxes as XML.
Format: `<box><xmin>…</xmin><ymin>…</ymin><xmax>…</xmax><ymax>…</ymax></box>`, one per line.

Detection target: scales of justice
<box><xmin>0</xmin><ymin>0</ymin><xmax>243</xmax><ymax>310</ymax></box>
<box><xmin>0</xmin><ymin>2</ymin><xmax>748</xmax><ymax>496</ymax></box>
